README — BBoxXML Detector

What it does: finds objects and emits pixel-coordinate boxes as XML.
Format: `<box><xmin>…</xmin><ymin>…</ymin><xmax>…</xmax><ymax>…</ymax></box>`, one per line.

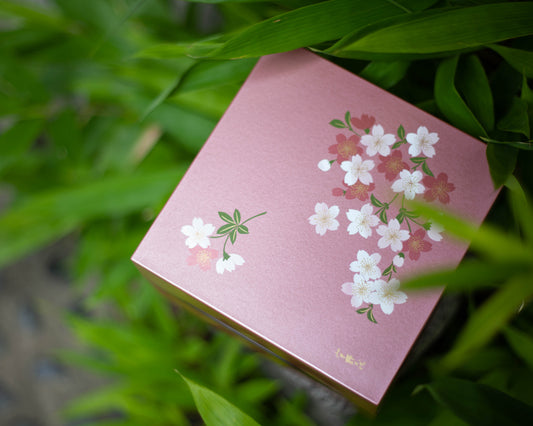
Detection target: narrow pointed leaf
<box><xmin>497</xmin><ymin>97</ymin><xmax>530</xmax><ymax>138</ymax></box>
<box><xmin>504</xmin><ymin>327</ymin><xmax>533</xmax><ymax>371</ymax></box>
<box><xmin>218</xmin><ymin>211</ymin><xmax>234</xmax><ymax>224</ymax></box>
<box><xmin>330</xmin><ymin>119</ymin><xmax>346</xmax><ymax>128</ymax></box>
<box><xmin>177</xmin><ymin>372</ymin><xmax>260</xmax><ymax>426</ymax></box>
<box><xmin>233</xmin><ymin>209</ymin><xmax>241</xmax><ymax>224</ymax></box>
<box><xmin>422</xmin><ymin>161</ymin><xmax>434</xmax><ymax>177</ymax></box>
<box><xmin>367</xmin><ymin>308</ymin><xmax>377</xmax><ymax>324</ymax></box>
<box><xmin>423</xmin><ymin>377</ymin><xmax>533</xmax><ymax>426</ymax></box>
<box><xmin>237</xmin><ymin>225</ymin><xmax>249</xmax><ymax>234</ymax></box>
<box><xmin>380</xmin><ymin>208</ymin><xmax>388</xmax><ymax>224</ymax></box>
<box><xmin>481</xmin><ymin>137</ymin><xmax>533</xmax><ymax>151</ymax></box>
<box><xmin>359</xmin><ymin>60</ymin><xmax>410</xmax><ymax>89</ymax></box>
<box><xmin>371</xmin><ymin>194</ymin><xmax>383</xmax><ymax>207</ymax></box>
<box><xmin>229</xmin><ymin>229</ymin><xmax>237</xmax><ymax>244</ymax></box>
<box><xmin>490</xmin><ymin>45</ymin><xmax>533</xmax><ymax>79</ymax></box>
<box><xmin>217</xmin><ymin>224</ymin><xmax>235</xmax><ymax>235</ymax></box>
<box><xmin>486</xmin><ymin>143</ymin><xmax>518</xmax><ymax>188</ymax></box>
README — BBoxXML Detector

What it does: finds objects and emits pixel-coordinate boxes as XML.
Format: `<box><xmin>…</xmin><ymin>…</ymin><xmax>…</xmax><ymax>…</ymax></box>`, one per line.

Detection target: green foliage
<box><xmin>1</xmin><ymin>0</ymin><xmax>533</xmax><ymax>424</ymax></box>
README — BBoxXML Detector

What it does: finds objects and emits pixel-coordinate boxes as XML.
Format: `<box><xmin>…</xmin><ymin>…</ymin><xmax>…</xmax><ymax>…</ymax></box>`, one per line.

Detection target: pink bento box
<box><xmin>132</xmin><ymin>49</ymin><xmax>498</xmax><ymax>413</ymax></box>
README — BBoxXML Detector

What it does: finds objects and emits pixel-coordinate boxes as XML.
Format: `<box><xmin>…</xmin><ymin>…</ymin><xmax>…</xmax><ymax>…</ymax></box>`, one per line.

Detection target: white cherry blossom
<box><xmin>427</xmin><ymin>222</ymin><xmax>444</xmax><ymax>242</ymax></box>
<box><xmin>342</xmin><ymin>275</ymin><xmax>374</xmax><ymax>308</ymax></box>
<box><xmin>393</xmin><ymin>254</ymin><xmax>405</xmax><ymax>267</ymax></box>
<box><xmin>346</xmin><ymin>203</ymin><xmax>379</xmax><ymax>238</ymax></box>
<box><xmin>181</xmin><ymin>217</ymin><xmax>215</xmax><ymax>249</ymax></box>
<box><xmin>317</xmin><ymin>159</ymin><xmax>332</xmax><ymax>171</ymax></box>
<box><xmin>392</xmin><ymin>169</ymin><xmax>425</xmax><ymax>200</ymax></box>
<box><xmin>367</xmin><ymin>279</ymin><xmax>407</xmax><ymax>314</ymax></box>
<box><xmin>349</xmin><ymin>250</ymin><xmax>382</xmax><ymax>280</ymax></box>
<box><xmin>360</xmin><ymin>124</ymin><xmax>396</xmax><ymax>157</ymax></box>
<box><xmin>377</xmin><ymin>219</ymin><xmax>410</xmax><ymax>252</ymax></box>
<box><xmin>406</xmin><ymin>126</ymin><xmax>439</xmax><ymax>158</ymax></box>
<box><xmin>216</xmin><ymin>253</ymin><xmax>244</xmax><ymax>274</ymax></box>
<box><xmin>308</xmin><ymin>203</ymin><xmax>339</xmax><ymax>236</ymax></box>
<box><xmin>340</xmin><ymin>154</ymin><xmax>375</xmax><ymax>186</ymax></box>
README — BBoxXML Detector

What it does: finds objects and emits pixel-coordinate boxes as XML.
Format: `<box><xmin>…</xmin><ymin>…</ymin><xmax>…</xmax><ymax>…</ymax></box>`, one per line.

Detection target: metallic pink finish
<box><xmin>132</xmin><ymin>50</ymin><xmax>499</xmax><ymax>411</ymax></box>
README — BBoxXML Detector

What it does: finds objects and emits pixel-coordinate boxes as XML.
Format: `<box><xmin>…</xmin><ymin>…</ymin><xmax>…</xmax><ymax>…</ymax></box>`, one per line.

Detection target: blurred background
<box><xmin>1</xmin><ymin>0</ymin><xmax>533</xmax><ymax>425</ymax></box>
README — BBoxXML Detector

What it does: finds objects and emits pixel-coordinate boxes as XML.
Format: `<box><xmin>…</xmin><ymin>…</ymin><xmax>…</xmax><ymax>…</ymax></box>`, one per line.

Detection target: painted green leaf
<box><xmin>233</xmin><ymin>209</ymin><xmax>241</xmax><ymax>224</ymax></box>
<box><xmin>177</xmin><ymin>372</ymin><xmax>260</xmax><ymax>426</ymax></box>
<box><xmin>410</xmin><ymin>157</ymin><xmax>426</xmax><ymax>163</ymax></box>
<box><xmin>344</xmin><ymin>110</ymin><xmax>351</xmax><ymax>127</ymax></box>
<box><xmin>382</xmin><ymin>264</ymin><xmax>393</xmax><ymax>276</ymax></box>
<box><xmin>367</xmin><ymin>308</ymin><xmax>377</xmax><ymax>324</ymax></box>
<box><xmin>379</xmin><ymin>208</ymin><xmax>388</xmax><ymax>224</ymax></box>
<box><xmin>423</xmin><ymin>377</ymin><xmax>533</xmax><ymax>426</ymax></box>
<box><xmin>486</xmin><ymin>143</ymin><xmax>518</xmax><ymax>188</ymax></box>
<box><xmin>504</xmin><ymin>327</ymin><xmax>533</xmax><ymax>371</ymax></box>
<box><xmin>396</xmin><ymin>211</ymin><xmax>405</xmax><ymax>223</ymax></box>
<box><xmin>237</xmin><ymin>225</ymin><xmax>249</xmax><ymax>234</ymax></box>
<box><xmin>392</xmin><ymin>140</ymin><xmax>405</xmax><ymax>149</ymax></box>
<box><xmin>497</xmin><ymin>97</ymin><xmax>530</xmax><ymax>138</ymax></box>
<box><xmin>371</xmin><ymin>194</ymin><xmax>383</xmax><ymax>207</ymax></box>
<box><xmin>490</xmin><ymin>44</ymin><xmax>533</xmax><ymax>79</ymax></box>
<box><xmin>435</xmin><ymin>55</ymin><xmax>487</xmax><ymax>137</ymax></box>
<box><xmin>356</xmin><ymin>306</ymin><xmax>370</xmax><ymax>314</ymax></box>
<box><xmin>330</xmin><ymin>3</ymin><xmax>533</xmax><ymax>58</ymax></box>
<box><xmin>229</xmin><ymin>229</ymin><xmax>237</xmax><ymax>244</ymax></box>
<box><xmin>329</xmin><ymin>119</ymin><xmax>346</xmax><ymax>128</ymax></box>
<box><xmin>207</xmin><ymin>0</ymin><xmax>437</xmax><ymax>59</ymax></box>
<box><xmin>397</xmin><ymin>124</ymin><xmax>405</xmax><ymax>139</ymax></box>
<box><xmin>217</xmin><ymin>224</ymin><xmax>235</xmax><ymax>235</ymax></box>
<box><xmin>455</xmin><ymin>54</ymin><xmax>494</xmax><ymax>132</ymax></box>
<box><xmin>359</xmin><ymin>60</ymin><xmax>410</xmax><ymax>89</ymax></box>
<box><xmin>422</xmin><ymin>161</ymin><xmax>434</xmax><ymax>177</ymax></box>
<box><xmin>218</xmin><ymin>211</ymin><xmax>234</xmax><ymax>224</ymax></box>
<box><xmin>442</xmin><ymin>273</ymin><xmax>533</xmax><ymax>371</ymax></box>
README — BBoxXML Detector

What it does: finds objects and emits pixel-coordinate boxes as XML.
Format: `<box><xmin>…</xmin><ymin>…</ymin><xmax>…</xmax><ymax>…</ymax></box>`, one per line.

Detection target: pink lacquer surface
<box><xmin>132</xmin><ymin>50</ymin><xmax>499</xmax><ymax>410</ymax></box>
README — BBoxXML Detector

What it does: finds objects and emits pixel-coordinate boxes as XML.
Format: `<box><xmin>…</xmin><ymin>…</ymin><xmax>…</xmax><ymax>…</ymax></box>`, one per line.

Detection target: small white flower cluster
<box><xmin>181</xmin><ymin>218</ymin><xmax>244</xmax><ymax>274</ymax></box>
<box><xmin>342</xmin><ymin>250</ymin><xmax>407</xmax><ymax>315</ymax></box>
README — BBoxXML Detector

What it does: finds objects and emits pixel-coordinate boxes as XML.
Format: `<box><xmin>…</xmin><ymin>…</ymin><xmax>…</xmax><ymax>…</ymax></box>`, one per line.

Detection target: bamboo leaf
<box><xmin>330</xmin><ymin>3</ymin><xmax>533</xmax><ymax>58</ymax></box>
<box><xmin>490</xmin><ymin>44</ymin><xmax>533</xmax><ymax>79</ymax></box>
<box><xmin>177</xmin><ymin>371</ymin><xmax>260</xmax><ymax>426</ymax></box>
<box><xmin>455</xmin><ymin>54</ymin><xmax>494</xmax><ymax>132</ymax></box>
<box><xmin>497</xmin><ymin>97</ymin><xmax>530</xmax><ymax>138</ymax></box>
<box><xmin>422</xmin><ymin>377</ymin><xmax>533</xmax><ymax>426</ymax></box>
<box><xmin>504</xmin><ymin>327</ymin><xmax>533</xmax><ymax>371</ymax></box>
<box><xmin>435</xmin><ymin>55</ymin><xmax>487</xmax><ymax>137</ymax></box>
<box><xmin>486</xmin><ymin>143</ymin><xmax>518</xmax><ymax>188</ymax></box>
<box><xmin>207</xmin><ymin>0</ymin><xmax>430</xmax><ymax>59</ymax></box>
<box><xmin>359</xmin><ymin>60</ymin><xmax>410</xmax><ymax>89</ymax></box>
<box><xmin>481</xmin><ymin>137</ymin><xmax>533</xmax><ymax>151</ymax></box>
<box><xmin>442</xmin><ymin>273</ymin><xmax>533</xmax><ymax>371</ymax></box>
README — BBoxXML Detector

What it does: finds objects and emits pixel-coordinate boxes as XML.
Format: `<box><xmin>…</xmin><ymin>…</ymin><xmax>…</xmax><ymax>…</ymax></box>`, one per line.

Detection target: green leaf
<box><xmin>344</xmin><ymin>110</ymin><xmax>351</xmax><ymax>127</ymax></box>
<box><xmin>208</xmin><ymin>0</ymin><xmax>426</xmax><ymax>59</ymax></box>
<box><xmin>177</xmin><ymin>371</ymin><xmax>260</xmax><ymax>426</ymax></box>
<box><xmin>356</xmin><ymin>306</ymin><xmax>370</xmax><ymax>314</ymax></box>
<box><xmin>486</xmin><ymin>143</ymin><xmax>518</xmax><ymax>188</ymax></box>
<box><xmin>490</xmin><ymin>44</ymin><xmax>533</xmax><ymax>79</ymax></box>
<box><xmin>229</xmin><ymin>229</ymin><xmax>237</xmax><ymax>244</ymax></box>
<box><xmin>421</xmin><ymin>161</ymin><xmax>434</xmax><ymax>177</ymax></box>
<box><xmin>367</xmin><ymin>308</ymin><xmax>377</xmax><ymax>324</ymax></box>
<box><xmin>435</xmin><ymin>55</ymin><xmax>487</xmax><ymax>137</ymax></box>
<box><xmin>329</xmin><ymin>119</ymin><xmax>346</xmax><ymax>128</ymax></box>
<box><xmin>233</xmin><ymin>209</ymin><xmax>241</xmax><ymax>224</ymax></box>
<box><xmin>379</xmin><ymin>208</ymin><xmax>388</xmax><ymax>224</ymax></box>
<box><xmin>481</xmin><ymin>137</ymin><xmax>533</xmax><ymax>151</ymax></box>
<box><xmin>410</xmin><ymin>157</ymin><xmax>426</xmax><ymax>163</ymax></box>
<box><xmin>442</xmin><ymin>273</ymin><xmax>533</xmax><ymax>371</ymax></box>
<box><xmin>359</xmin><ymin>60</ymin><xmax>410</xmax><ymax>89</ymax></box>
<box><xmin>370</xmin><ymin>193</ymin><xmax>383</xmax><ymax>207</ymax></box>
<box><xmin>505</xmin><ymin>174</ymin><xmax>533</xmax><ymax>244</ymax></box>
<box><xmin>423</xmin><ymin>377</ymin><xmax>533</xmax><ymax>426</ymax></box>
<box><xmin>0</xmin><ymin>169</ymin><xmax>183</xmax><ymax>268</ymax></box>
<box><xmin>330</xmin><ymin>3</ymin><xmax>533</xmax><ymax>59</ymax></box>
<box><xmin>382</xmin><ymin>264</ymin><xmax>393</xmax><ymax>276</ymax></box>
<box><xmin>504</xmin><ymin>327</ymin><xmax>533</xmax><ymax>371</ymax></box>
<box><xmin>0</xmin><ymin>119</ymin><xmax>43</xmax><ymax>173</ymax></box>
<box><xmin>237</xmin><ymin>225</ymin><xmax>249</xmax><ymax>234</ymax></box>
<box><xmin>396</xmin><ymin>211</ymin><xmax>405</xmax><ymax>223</ymax></box>
<box><xmin>218</xmin><ymin>211</ymin><xmax>234</xmax><ymax>224</ymax></box>
<box><xmin>455</xmin><ymin>54</ymin><xmax>494</xmax><ymax>132</ymax></box>
<box><xmin>397</xmin><ymin>124</ymin><xmax>405</xmax><ymax>139</ymax></box>
<box><xmin>392</xmin><ymin>140</ymin><xmax>405</xmax><ymax>149</ymax></box>
<box><xmin>497</xmin><ymin>97</ymin><xmax>530</xmax><ymax>138</ymax></box>
<box><xmin>217</xmin><ymin>224</ymin><xmax>235</xmax><ymax>235</ymax></box>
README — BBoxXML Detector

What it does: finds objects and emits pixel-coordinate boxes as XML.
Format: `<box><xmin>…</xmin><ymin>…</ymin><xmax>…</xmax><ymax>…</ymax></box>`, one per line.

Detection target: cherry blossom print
<box><xmin>340</xmin><ymin>154</ymin><xmax>375</xmax><ymax>186</ymax></box>
<box><xmin>377</xmin><ymin>219</ymin><xmax>410</xmax><ymax>252</ymax></box>
<box><xmin>349</xmin><ymin>250</ymin><xmax>382</xmax><ymax>280</ymax></box>
<box><xmin>361</xmin><ymin>124</ymin><xmax>396</xmax><ymax>157</ymax></box>
<box><xmin>423</xmin><ymin>173</ymin><xmax>455</xmax><ymax>204</ymax></box>
<box><xmin>393</xmin><ymin>254</ymin><xmax>405</xmax><ymax>267</ymax></box>
<box><xmin>187</xmin><ymin>247</ymin><xmax>218</xmax><ymax>271</ymax></box>
<box><xmin>332</xmin><ymin>182</ymin><xmax>376</xmax><ymax>201</ymax></box>
<box><xmin>377</xmin><ymin>150</ymin><xmax>409</xmax><ymax>181</ymax></box>
<box><xmin>342</xmin><ymin>275</ymin><xmax>374</xmax><ymax>308</ymax></box>
<box><xmin>405</xmin><ymin>229</ymin><xmax>432</xmax><ymax>260</ymax></box>
<box><xmin>406</xmin><ymin>126</ymin><xmax>439</xmax><ymax>158</ymax></box>
<box><xmin>392</xmin><ymin>170</ymin><xmax>425</xmax><ymax>200</ymax></box>
<box><xmin>181</xmin><ymin>218</ymin><xmax>215</xmax><ymax>249</ymax></box>
<box><xmin>367</xmin><ymin>279</ymin><xmax>407</xmax><ymax>315</ymax></box>
<box><xmin>346</xmin><ymin>204</ymin><xmax>379</xmax><ymax>238</ymax></box>
<box><xmin>309</xmin><ymin>203</ymin><xmax>340</xmax><ymax>236</ymax></box>
<box><xmin>216</xmin><ymin>253</ymin><xmax>244</xmax><ymax>274</ymax></box>
<box><xmin>350</xmin><ymin>114</ymin><xmax>376</xmax><ymax>131</ymax></box>
<box><xmin>427</xmin><ymin>222</ymin><xmax>444</xmax><ymax>242</ymax></box>
<box><xmin>328</xmin><ymin>134</ymin><xmax>362</xmax><ymax>162</ymax></box>
<box><xmin>318</xmin><ymin>159</ymin><xmax>332</xmax><ymax>171</ymax></box>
